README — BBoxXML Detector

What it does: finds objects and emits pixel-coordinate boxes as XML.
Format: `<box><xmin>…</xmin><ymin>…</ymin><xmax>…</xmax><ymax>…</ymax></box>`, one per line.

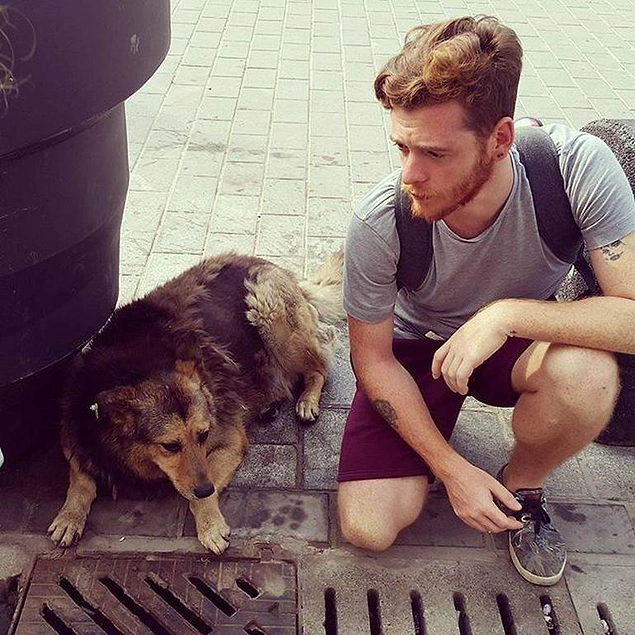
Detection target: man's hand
<box><xmin>440</xmin><ymin>457</ymin><xmax>523</xmax><ymax>533</ymax></box>
<box><xmin>431</xmin><ymin>302</ymin><xmax>511</xmax><ymax>394</ymax></box>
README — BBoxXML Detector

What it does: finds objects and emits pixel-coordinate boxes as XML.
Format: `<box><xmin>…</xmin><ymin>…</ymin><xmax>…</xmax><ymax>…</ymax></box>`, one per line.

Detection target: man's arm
<box><xmin>432</xmin><ymin>231</ymin><xmax>635</xmax><ymax>394</ymax></box>
<box><xmin>348</xmin><ymin>314</ymin><xmax>522</xmax><ymax>533</ymax></box>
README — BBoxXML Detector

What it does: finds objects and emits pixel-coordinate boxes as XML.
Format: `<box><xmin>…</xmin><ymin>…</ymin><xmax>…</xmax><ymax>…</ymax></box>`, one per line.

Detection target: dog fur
<box><xmin>48</xmin><ymin>251</ymin><xmax>343</xmax><ymax>553</ymax></box>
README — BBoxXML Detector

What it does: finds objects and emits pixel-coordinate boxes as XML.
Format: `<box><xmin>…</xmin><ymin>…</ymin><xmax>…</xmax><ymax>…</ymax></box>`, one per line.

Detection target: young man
<box><xmin>339</xmin><ymin>15</ymin><xmax>635</xmax><ymax>586</ymax></box>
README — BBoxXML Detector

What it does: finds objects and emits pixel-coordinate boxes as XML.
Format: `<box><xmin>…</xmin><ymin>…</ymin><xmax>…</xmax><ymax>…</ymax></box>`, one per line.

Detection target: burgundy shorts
<box><xmin>337</xmin><ymin>337</ymin><xmax>534</xmax><ymax>483</ymax></box>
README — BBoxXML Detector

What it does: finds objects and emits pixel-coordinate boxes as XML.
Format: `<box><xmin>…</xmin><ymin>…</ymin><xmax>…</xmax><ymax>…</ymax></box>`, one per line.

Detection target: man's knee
<box><xmin>339</xmin><ymin>511</ymin><xmax>398</xmax><ymax>552</ymax></box>
<box><xmin>539</xmin><ymin>345</ymin><xmax>619</xmax><ymax>404</ymax></box>
<box><xmin>337</xmin><ymin>477</ymin><xmax>428</xmax><ymax>552</ymax></box>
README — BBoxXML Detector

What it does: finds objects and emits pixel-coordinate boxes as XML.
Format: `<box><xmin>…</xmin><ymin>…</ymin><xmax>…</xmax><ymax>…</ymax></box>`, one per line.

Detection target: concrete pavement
<box><xmin>1</xmin><ymin>0</ymin><xmax>634</xmax><ymax>632</ymax></box>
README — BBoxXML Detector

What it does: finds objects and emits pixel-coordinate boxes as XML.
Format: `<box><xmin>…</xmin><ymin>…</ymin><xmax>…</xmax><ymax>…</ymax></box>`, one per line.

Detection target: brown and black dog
<box><xmin>48</xmin><ymin>251</ymin><xmax>343</xmax><ymax>554</ymax></box>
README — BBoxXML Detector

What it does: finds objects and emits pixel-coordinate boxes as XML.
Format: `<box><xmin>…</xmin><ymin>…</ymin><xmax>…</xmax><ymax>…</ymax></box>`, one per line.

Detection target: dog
<box><xmin>48</xmin><ymin>251</ymin><xmax>343</xmax><ymax>554</ymax></box>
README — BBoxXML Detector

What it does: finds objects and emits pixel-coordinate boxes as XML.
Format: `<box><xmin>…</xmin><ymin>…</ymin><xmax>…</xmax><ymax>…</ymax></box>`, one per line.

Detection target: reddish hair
<box><xmin>375</xmin><ymin>16</ymin><xmax>522</xmax><ymax>137</ymax></box>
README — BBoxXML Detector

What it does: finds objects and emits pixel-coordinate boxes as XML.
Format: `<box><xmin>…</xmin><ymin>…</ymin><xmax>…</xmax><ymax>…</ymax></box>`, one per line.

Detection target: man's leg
<box><xmin>492</xmin><ymin>341</ymin><xmax>620</xmax><ymax>585</ymax></box>
<box><xmin>337</xmin><ymin>339</ymin><xmax>465</xmax><ymax>552</ymax></box>
<box><xmin>338</xmin><ymin>476</ymin><xmax>429</xmax><ymax>551</ymax></box>
<box><xmin>506</xmin><ymin>342</ymin><xmax>619</xmax><ymax>491</ymax></box>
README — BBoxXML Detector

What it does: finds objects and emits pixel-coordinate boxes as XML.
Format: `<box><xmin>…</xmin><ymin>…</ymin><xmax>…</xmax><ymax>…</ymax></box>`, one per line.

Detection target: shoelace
<box><xmin>513</xmin><ymin>492</ymin><xmax>551</xmax><ymax>534</ymax></box>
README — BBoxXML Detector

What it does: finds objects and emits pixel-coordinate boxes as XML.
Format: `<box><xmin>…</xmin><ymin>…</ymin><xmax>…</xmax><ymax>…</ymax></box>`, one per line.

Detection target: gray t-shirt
<box><xmin>344</xmin><ymin>124</ymin><xmax>635</xmax><ymax>340</ymax></box>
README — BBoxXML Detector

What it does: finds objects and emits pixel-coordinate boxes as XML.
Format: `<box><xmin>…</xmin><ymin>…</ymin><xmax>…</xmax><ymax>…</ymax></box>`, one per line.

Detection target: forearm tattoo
<box><xmin>601</xmin><ymin>240</ymin><xmax>624</xmax><ymax>262</ymax></box>
<box><xmin>372</xmin><ymin>399</ymin><xmax>398</xmax><ymax>429</ymax></box>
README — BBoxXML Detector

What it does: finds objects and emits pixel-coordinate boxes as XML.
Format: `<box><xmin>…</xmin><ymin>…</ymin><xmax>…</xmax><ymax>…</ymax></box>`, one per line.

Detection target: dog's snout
<box><xmin>194</xmin><ymin>483</ymin><xmax>215</xmax><ymax>499</ymax></box>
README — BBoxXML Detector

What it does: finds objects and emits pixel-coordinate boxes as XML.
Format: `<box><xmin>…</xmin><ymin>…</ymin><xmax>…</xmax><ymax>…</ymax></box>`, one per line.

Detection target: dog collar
<box><xmin>89</xmin><ymin>403</ymin><xmax>99</xmax><ymax>419</ymax></box>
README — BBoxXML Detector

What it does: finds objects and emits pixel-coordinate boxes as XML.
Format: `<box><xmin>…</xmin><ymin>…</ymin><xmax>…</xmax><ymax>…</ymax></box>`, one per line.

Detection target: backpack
<box><xmin>394</xmin><ymin>118</ymin><xmax>635</xmax><ymax>446</ymax></box>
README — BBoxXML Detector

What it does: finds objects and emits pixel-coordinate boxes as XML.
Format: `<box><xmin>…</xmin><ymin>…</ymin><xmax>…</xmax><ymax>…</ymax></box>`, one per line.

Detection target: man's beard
<box><xmin>403</xmin><ymin>152</ymin><xmax>495</xmax><ymax>222</ymax></box>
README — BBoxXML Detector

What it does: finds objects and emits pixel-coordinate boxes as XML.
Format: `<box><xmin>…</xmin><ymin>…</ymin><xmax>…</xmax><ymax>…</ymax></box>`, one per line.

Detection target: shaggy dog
<box><xmin>48</xmin><ymin>251</ymin><xmax>343</xmax><ymax>554</ymax></box>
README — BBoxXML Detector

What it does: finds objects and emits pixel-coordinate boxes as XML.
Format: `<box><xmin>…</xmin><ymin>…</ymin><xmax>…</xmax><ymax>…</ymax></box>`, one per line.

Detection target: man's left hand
<box><xmin>431</xmin><ymin>302</ymin><xmax>510</xmax><ymax>394</ymax></box>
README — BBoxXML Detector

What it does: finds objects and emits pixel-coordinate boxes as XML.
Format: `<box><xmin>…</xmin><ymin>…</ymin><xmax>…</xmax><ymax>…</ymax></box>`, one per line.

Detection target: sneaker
<box><xmin>497</xmin><ymin>466</ymin><xmax>567</xmax><ymax>586</ymax></box>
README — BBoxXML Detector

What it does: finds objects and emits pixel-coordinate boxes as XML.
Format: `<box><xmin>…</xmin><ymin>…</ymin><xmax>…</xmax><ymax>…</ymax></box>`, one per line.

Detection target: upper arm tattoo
<box><xmin>600</xmin><ymin>239</ymin><xmax>624</xmax><ymax>262</ymax></box>
<box><xmin>372</xmin><ymin>399</ymin><xmax>398</xmax><ymax>429</ymax></box>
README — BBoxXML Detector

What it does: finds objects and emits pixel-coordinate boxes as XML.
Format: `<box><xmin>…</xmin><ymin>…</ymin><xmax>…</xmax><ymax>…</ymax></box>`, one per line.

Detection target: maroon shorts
<box><xmin>337</xmin><ymin>337</ymin><xmax>534</xmax><ymax>483</ymax></box>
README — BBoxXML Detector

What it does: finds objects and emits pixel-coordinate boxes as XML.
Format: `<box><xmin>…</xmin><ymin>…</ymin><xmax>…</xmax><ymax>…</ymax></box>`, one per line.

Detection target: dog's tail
<box><xmin>300</xmin><ymin>249</ymin><xmax>345</xmax><ymax>324</ymax></box>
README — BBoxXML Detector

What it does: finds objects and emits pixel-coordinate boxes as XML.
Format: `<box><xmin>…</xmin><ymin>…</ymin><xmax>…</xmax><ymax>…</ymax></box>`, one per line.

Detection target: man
<box><xmin>338</xmin><ymin>15</ymin><xmax>635</xmax><ymax>586</ymax></box>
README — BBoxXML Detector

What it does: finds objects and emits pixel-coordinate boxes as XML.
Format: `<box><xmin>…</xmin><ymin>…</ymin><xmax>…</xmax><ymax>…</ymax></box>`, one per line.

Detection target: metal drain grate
<box><xmin>300</xmin><ymin>556</ymin><xmax>631</xmax><ymax>634</ymax></box>
<box><xmin>14</xmin><ymin>554</ymin><xmax>297</xmax><ymax>635</ymax></box>
<box><xmin>322</xmin><ymin>587</ymin><xmax>621</xmax><ymax>634</ymax></box>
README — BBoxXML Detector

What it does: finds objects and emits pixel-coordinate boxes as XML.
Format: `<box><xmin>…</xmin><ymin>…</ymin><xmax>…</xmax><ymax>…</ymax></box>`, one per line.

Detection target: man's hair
<box><xmin>374</xmin><ymin>16</ymin><xmax>522</xmax><ymax>137</ymax></box>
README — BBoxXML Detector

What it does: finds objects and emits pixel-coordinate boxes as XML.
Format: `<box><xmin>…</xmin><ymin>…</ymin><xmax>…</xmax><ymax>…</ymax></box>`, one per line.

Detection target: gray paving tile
<box><xmin>450</xmin><ymin>408</ymin><xmax>514</xmax><ymax>478</ymax></box>
<box><xmin>233</xmin><ymin>443</ymin><xmax>297</xmax><ymax>489</ymax></box>
<box><xmin>154</xmin><ymin>211</ymin><xmax>208</xmax><ymax>254</ymax></box>
<box><xmin>549</xmin><ymin>503</ymin><xmax>635</xmax><ymax>554</ymax></box>
<box><xmin>257</xmin><ymin>214</ymin><xmax>305</xmax><ymax>256</ymax></box>
<box><xmin>227</xmin><ymin>134</ymin><xmax>268</xmax><ymax>164</ymax></box>
<box><xmin>262</xmin><ymin>179</ymin><xmax>307</xmax><ymax>215</ymax></box>
<box><xmin>579</xmin><ymin>443</ymin><xmax>635</xmax><ymax>501</ymax></box>
<box><xmin>566</xmin><ymin>562</ymin><xmax>635</xmax><ymax>635</ymax></box>
<box><xmin>83</xmin><ymin>496</ymin><xmax>183</xmax><ymax>538</ymax></box>
<box><xmin>194</xmin><ymin>490</ymin><xmax>330</xmax><ymax>543</ymax></box>
<box><xmin>219</xmin><ymin>161</ymin><xmax>265</xmax><ymax>196</ymax></box>
<box><xmin>396</xmin><ymin>495</ymin><xmax>486</xmax><ymax>548</ymax></box>
<box><xmin>303</xmin><ymin>408</ymin><xmax>347</xmax><ymax>490</ymax></box>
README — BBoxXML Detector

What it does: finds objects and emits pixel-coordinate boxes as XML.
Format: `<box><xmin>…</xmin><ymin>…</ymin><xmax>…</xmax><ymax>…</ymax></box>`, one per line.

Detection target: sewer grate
<box><xmin>300</xmin><ymin>556</ymin><xmax>630</xmax><ymax>634</ymax></box>
<box><xmin>14</xmin><ymin>554</ymin><xmax>297</xmax><ymax>635</ymax></box>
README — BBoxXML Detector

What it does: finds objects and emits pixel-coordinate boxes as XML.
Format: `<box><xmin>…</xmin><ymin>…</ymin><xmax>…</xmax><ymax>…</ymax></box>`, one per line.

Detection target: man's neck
<box><xmin>443</xmin><ymin>157</ymin><xmax>514</xmax><ymax>239</ymax></box>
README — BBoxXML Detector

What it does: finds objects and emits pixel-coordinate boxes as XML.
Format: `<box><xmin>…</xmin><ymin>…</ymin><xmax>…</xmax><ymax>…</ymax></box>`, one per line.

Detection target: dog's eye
<box><xmin>161</xmin><ymin>442</ymin><xmax>182</xmax><ymax>454</ymax></box>
<box><xmin>198</xmin><ymin>430</ymin><xmax>209</xmax><ymax>445</ymax></box>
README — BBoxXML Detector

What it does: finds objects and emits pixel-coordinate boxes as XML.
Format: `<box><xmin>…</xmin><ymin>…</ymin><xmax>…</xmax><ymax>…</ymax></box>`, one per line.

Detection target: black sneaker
<box><xmin>497</xmin><ymin>467</ymin><xmax>567</xmax><ymax>586</ymax></box>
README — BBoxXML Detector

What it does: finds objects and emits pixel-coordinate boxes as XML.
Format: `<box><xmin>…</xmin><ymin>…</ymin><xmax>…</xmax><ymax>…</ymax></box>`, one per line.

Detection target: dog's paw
<box><xmin>295</xmin><ymin>398</ymin><xmax>319</xmax><ymax>424</ymax></box>
<box><xmin>48</xmin><ymin>510</ymin><xmax>87</xmax><ymax>548</ymax></box>
<box><xmin>197</xmin><ymin>516</ymin><xmax>231</xmax><ymax>555</ymax></box>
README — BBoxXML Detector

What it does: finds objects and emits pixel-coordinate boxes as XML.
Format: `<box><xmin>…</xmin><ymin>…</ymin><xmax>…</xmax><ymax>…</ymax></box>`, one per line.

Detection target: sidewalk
<box><xmin>1</xmin><ymin>0</ymin><xmax>635</xmax><ymax>633</ymax></box>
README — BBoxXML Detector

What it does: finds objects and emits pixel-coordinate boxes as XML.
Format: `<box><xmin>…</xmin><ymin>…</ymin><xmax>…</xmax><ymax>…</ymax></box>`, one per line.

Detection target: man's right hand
<box><xmin>439</xmin><ymin>457</ymin><xmax>523</xmax><ymax>533</ymax></box>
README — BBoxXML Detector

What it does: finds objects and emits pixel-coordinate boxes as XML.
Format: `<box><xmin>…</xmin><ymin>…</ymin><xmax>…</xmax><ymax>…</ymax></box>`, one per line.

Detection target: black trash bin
<box><xmin>0</xmin><ymin>1</ymin><xmax>170</xmax><ymax>466</ymax></box>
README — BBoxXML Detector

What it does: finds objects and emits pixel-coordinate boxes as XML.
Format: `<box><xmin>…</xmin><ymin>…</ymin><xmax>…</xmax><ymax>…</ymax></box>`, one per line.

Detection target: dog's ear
<box><xmin>174</xmin><ymin>359</ymin><xmax>199</xmax><ymax>381</ymax></box>
<box><xmin>94</xmin><ymin>386</ymin><xmax>138</xmax><ymax>433</ymax></box>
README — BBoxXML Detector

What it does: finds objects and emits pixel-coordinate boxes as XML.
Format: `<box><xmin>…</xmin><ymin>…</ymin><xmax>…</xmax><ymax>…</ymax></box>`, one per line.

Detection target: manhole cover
<box><xmin>14</xmin><ymin>554</ymin><xmax>297</xmax><ymax>635</ymax></box>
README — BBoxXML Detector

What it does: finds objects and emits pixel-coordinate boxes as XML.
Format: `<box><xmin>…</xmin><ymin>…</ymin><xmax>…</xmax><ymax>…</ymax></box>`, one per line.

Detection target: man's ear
<box><xmin>93</xmin><ymin>386</ymin><xmax>138</xmax><ymax>433</ymax></box>
<box><xmin>491</xmin><ymin>116</ymin><xmax>515</xmax><ymax>159</ymax></box>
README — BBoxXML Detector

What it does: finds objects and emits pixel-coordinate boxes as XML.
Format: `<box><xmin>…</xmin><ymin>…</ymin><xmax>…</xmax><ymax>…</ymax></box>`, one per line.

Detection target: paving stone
<box><xmin>257</xmin><ymin>214</ymin><xmax>305</xmax><ymax>256</ymax></box>
<box><xmin>266</xmin><ymin>148</ymin><xmax>307</xmax><ymax>180</ymax></box>
<box><xmin>167</xmin><ymin>174</ymin><xmax>217</xmax><ymax>213</ymax></box>
<box><xmin>83</xmin><ymin>495</ymin><xmax>183</xmax><ymax>538</ymax></box>
<box><xmin>226</xmin><ymin>133</ymin><xmax>268</xmax><ymax>163</ymax></box>
<box><xmin>566</xmin><ymin>561</ymin><xmax>635</xmax><ymax>635</ymax></box>
<box><xmin>129</xmin><ymin>157</ymin><xmax>180</xmax><ymax>192</ymax></box>
<box><xmin>307</xmin><ymin>197</ymin><xmax>351</xmax><ymax>236</ymax></box>
<box><xmin>303</xmin><ymin>409</ymin><xmax>347</xmax><ymax>490</ymax></box>
<box><xmin>309</xmin><ymin>165</ymin><xmax>351</xmax><ymax>199</ymax></box>
<box><xmin>396</xmin><ymin>495</ymin><xmax>486</xmax><ymax>548</ymax></box>
<box><xmin>204</xmin><ymin>232</ymin><xmax>255</xmax><ymax>256</ymax></box>
<box><xmin>218</xmin><ymin>161</ymin><xmax>265</xmax><ymax>196</ymax></box>
<box><xmin>154</xmin><ymin>211</ymin><xmax>208</xmax><ymax>253</ymax></box>
<box><xmin>321</xmin><ymin>343</ymin><xmax>355</xmax><ymax>409</ymax></box>
<box><xmin>450</xmin><ymin>408</ymin><xmax>514</xmax><ymax>478</ymax></box>
<box><xmin>548</xmin><ymin>503</ymin><xmax>635</xmax><ymax>554</ymax></box>
<box><xmin>262</xmin><ymin>179</ymin><xmax>306</xmax><ymax>215</ymax></box>
<box><xmin>137</xmin><ymin>253</ymin><xmax>203</xmax><ymax>296</ymax></box>
<box><xmin>0</xmin><ymin>492</ymin><xmax>32</xmax><ymax>532</ymax></box>
<box><xmin>310</xmin><ymin>136</ymin><xmax>349</xmax><ymax>167</ymax></box>
<box><xmin>247</xmin><ymin>401</ymin><xmax>300</xmax><ymax>445</ymax></box>
<box><xmin>233</xmin><ymin>444</ymin><xmax>297</xmax><ymax>489</ymax></box>
<box><xmin>183</xmin><ymin>491</ymin><xmax>330</xmax><ymax>543</ymax></box>
<box><xmin>579</xmin><ymin>443</ymin><xmax>635</xmax><ymax>501</ymax></box>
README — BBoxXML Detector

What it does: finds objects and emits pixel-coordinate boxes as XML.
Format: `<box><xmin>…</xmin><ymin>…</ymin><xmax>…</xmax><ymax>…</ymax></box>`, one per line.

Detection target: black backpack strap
<box><xmin>394</xmin><ymin>174</ymin><xmax>434</xmax><ymax>291</ymax></box>
<box><xmin>514</xmin><ymin>126</ymin><xmax>584</xmax><ymax>265</ymax></box>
